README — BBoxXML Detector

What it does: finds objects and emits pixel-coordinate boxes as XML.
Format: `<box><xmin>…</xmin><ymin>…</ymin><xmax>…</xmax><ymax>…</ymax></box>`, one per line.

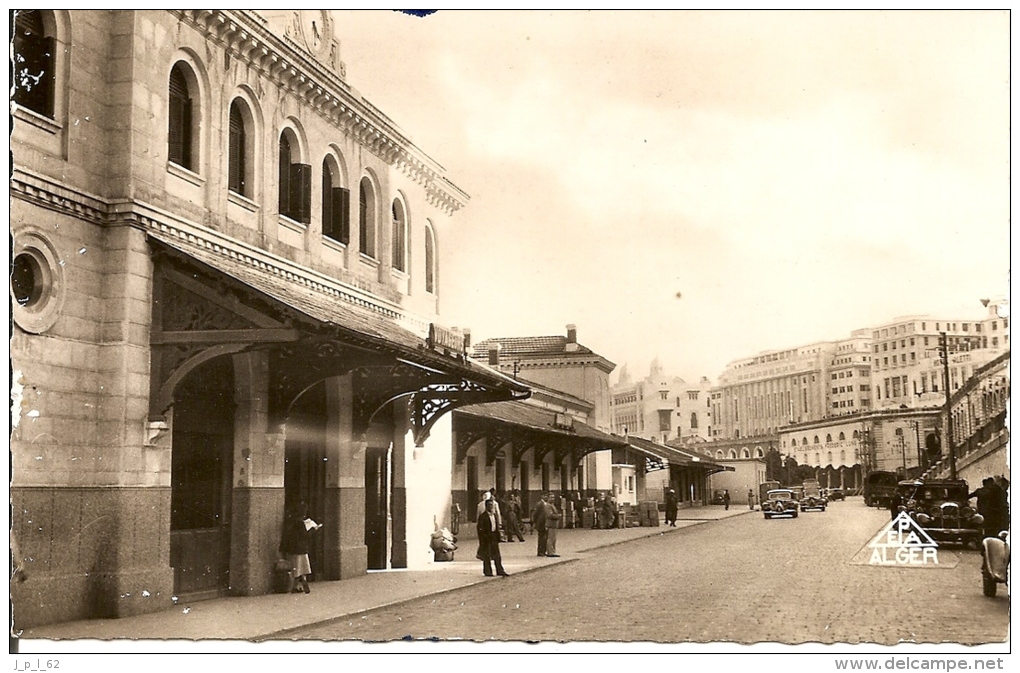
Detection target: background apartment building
<box><xmin>609</xmin><ymin>358</ymin><xmax>713</xmax><ymax>445</ymax></box>
<box><xmin>870</xmin><ymin>305</ymin><xmax>1009</xmax><ymax>411</ymax></box>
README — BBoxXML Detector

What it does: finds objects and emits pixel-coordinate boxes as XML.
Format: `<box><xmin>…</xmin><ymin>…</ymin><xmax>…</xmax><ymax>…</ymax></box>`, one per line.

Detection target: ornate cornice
<box><xmin>11</xmin><ymin>169</ymin><xmax>431</xmax><ymax>336</ymax></box>
<box><xmin>171</xmin><ymin>9</ymin><xmax>468</xmax><ymax>216</ymax></box>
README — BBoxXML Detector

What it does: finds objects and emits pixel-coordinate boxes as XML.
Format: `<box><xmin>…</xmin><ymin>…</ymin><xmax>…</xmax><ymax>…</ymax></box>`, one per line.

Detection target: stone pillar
<box><xmin>229</xmin><ymin>351</ymin><xmax>285</xmax><ymax>596</ymax></box>
<box><xmin>324</xmin><ymin>373</ymin><xmax>367</xmax><ymax>579</ymax></box>
<box><xmin>390</xmin><ymin>407</ymin><xmax>408</xmax><ymax>569</ymax></box>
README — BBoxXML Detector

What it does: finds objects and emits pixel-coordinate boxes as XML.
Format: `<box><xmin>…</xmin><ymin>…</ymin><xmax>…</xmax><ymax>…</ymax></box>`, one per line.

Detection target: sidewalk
<box><xmin>18</xmin><ymin>506</ymin><xmax>752</xmax><ymax>643</ymax></box>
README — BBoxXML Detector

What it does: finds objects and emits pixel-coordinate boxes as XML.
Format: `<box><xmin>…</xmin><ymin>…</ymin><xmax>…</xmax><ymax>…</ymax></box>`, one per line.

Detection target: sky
<box><xmin>335</xmin><ymin>10</ymin><xmax>1010</xmax><ymax>385</ymax></box>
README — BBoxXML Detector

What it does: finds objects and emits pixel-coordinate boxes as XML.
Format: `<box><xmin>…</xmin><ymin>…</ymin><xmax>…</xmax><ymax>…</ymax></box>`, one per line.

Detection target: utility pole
<box><xmin>939</xmin><ymin>332</ymin><xmax>957</xmax><ymax>480</ymax></box>
<box><xmin>918</xmin><ymin>420</ymin><xmax>926</xmax><ymax>473</ymax></box>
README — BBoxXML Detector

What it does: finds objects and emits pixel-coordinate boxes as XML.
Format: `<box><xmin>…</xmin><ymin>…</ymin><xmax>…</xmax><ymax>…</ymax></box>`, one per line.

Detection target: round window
<box><xmin>10</xmin><ymin>232</ymin><xmax>63</xmax><ymax>333</ymax></box>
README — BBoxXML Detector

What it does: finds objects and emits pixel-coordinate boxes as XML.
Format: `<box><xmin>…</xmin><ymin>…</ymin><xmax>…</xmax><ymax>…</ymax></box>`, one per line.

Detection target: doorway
<box><xmin>364</xmin><ymin>445</ymin><xmax>391</xmax><ymax>570</ymax></box>
<box><xmin>169</xmin><ymin>357</ymin><xmax>234</xmax><ymax>601</ymax></box>
<box><xmin>283</xmin><ymin>382</ymin><xmax>327</xmax><ymax>581</ymax></box>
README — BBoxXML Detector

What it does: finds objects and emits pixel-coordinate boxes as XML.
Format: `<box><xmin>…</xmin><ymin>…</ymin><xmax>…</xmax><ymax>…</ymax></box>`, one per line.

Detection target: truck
<box><xmin>863</xmin><ymin>470</ymin><xmax>899</xmax><ymax>508</ymax></box>
<box><xmin>758</xmin><ymin>480</ymin><xmax>780</xmax><ymax>509</ymax></box>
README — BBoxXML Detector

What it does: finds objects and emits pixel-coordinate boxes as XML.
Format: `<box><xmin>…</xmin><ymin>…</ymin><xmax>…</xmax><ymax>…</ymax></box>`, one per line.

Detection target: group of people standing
<box><xmin>475</xmin><ymin>490</ymin><xmax>566</xmax><ymax>577</ymax></box>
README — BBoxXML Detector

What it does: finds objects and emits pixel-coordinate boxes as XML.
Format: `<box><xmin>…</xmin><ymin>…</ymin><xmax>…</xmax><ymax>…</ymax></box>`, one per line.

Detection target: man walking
<box><xmin>665</xmin><ymin>489</ymin><xmax>678</xmax><ymax>527</ymax></box>
<box><xmin>476</xmin><ymin>499</ymin><xmax>509</xmax><ymax>577</ymax></box>
<box><xmin>723</xmin><ymin>490</ymin><xmax>731</xmax><ymax>511</ymax></box>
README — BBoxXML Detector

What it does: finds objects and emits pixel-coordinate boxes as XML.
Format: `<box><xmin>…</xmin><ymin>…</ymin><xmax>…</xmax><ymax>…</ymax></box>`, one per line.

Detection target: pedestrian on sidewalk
<box><xmin>723</xmin><ymin>490</ymin><xmax>730</xmax><ymax>511</ymax></box>
<box><xmin>532</xmin><ymin>493</ymin><xmax>560</xmax><ymax>557</ymax></box>
<box><xmin>748</xmin><ymin>489</ymin><xmax>755</xmax><ymax>510</ymax></box>
<box><xmin>279</xmin><ymin>501</ymin><xmax>317</xmax><ymax>594</ymax></box>
<box><xmin>477</xmin><ymin>499</ymin><xmax>509</xmax><ymax>577</ymax></box>
<box><xmin>665</xmin><ymin>489</ymin><xmax>678</xmax><ymax>527</ymax></box>
<box><xmin>476</xmin><ymin>489</ymin><xmax>502</xmax><ymax>531</ymax></box>
<box><xmin>502</xmin><ymin>491</ymin><xmax>526</xmax><ymax>542</ymax></box>
<box><xmin>545</xmin><ymin>493</ymin><xmax>562</xmax><ymax>556</ymax></box>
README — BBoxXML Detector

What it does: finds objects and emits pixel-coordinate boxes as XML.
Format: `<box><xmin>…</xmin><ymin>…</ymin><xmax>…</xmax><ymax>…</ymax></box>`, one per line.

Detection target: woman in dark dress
<box><xmin>280</xmin><ymin>501</ymin><xmax>314</xmax><ymax>594</ymax></box>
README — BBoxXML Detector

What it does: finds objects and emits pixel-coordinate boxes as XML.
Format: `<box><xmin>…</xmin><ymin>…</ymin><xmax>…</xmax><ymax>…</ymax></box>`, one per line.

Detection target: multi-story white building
<box><xmin>709</xmin><ymin>331</ymin><xmax>873</xmax><ymax>443</ymax></box>
<box><xmin>609</xmin><ymin>358</ymin><xmax>713</xmax><ymax>445</ymax></box>
<box><xmin>870</xmin><ymin>304</ymin><xmax>1009</xmax><ymax>411</ymax></box>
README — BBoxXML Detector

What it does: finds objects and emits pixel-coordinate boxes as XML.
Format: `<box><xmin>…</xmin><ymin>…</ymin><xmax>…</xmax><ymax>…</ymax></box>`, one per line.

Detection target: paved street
<box><xmin>293</xmin><ymin>499</ymin><xmax>1009</xmax><ymax>645</ymax></box>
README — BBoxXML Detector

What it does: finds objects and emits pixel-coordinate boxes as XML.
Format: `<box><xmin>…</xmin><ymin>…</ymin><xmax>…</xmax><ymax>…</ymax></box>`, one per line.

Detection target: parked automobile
<box><xmin>823</xmin><ymin>487</ymin><xmax>846</xmax><ymax>501</ymax></box>
<box><xmin>981</xmin><ymin>531</ymin><xmax>1010</xmax><ymax>597</ymax></box>
<box><xmin>711</xmin><ymin>489</ymin><xmax>728</xmax><ymax>505</ymax></box>
<box><xmin>762</xmin><ymin>489</ymin><xmax>799</xmax><ymax>519</ymax></box>
<box><xmin>895</xmin><ymin>479</ymin><xmax>985</xmax><ymax>548</ymax></box>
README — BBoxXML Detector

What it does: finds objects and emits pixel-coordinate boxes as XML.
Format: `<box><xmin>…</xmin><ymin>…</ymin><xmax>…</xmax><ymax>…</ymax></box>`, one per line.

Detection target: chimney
<box><xmin>566</xmin><ymin>324</ymin><xmax>577</xmax><ymax>343</ymax></box>
<box><xmin>462</xmin><ymin>328</ymin><xmax>471</xmax><ymax>349</ymax></box>
<box><xmin>488</xmin><ymin>342</ymin><xmax>501</xmax><ymax>366</ymax></box>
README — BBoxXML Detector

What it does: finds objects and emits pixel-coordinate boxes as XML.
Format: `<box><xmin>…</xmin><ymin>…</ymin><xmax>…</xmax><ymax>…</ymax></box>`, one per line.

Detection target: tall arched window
<box><xmin>690</xmin><ymin>412</ymin><xmax>698</xmax><ymax>429</ymax></box>
<box><xmin>321</xmin><ymin>159</ymin><xmax>350</xmax><ymax>244</ymax></box>
<box><xmin>279</xmin><ymin>131</ymin><xmax>310</xmax><ymax>222</ymax></box>
<box><xmin>359</xmin><ymin>177</ymin><xmax>376</xmax><ymax>258</ymax></box>
<box><xmin>838</xmin><ymin>432</ymin><xmax>845</xmax><ymax>441</ymax></box>
<box><xmin>168</xmin><ymin>64</ymin><xmax>194</xmax><ymax>170</ymax></box>
<box><xmin>391</xmin><ymin>199</ymin><xmax>406</xmax><ymax>272</ymax></box>
<box><xmin>13</xmin><ymin>11</ymin><xmax>54</xmax><ymax>118</ymax></box>
<box><xmin>813</xmin><ymin>435</ymin><xmax>820</xmax><ymax>444</ymax></box>
<box><xmin>424</xmin><ymin>222</ymin><xmax>436</xmax><ymax>294</ymax></box>
<box><xmin>228</xmin><ymin>101</ymin><xmax>248</xmax><ymax>196</ymax></box>
<box><xmin>826</xmin><ymin>434</ymin><xmax>832</xmax><ymax>443</ymax></box>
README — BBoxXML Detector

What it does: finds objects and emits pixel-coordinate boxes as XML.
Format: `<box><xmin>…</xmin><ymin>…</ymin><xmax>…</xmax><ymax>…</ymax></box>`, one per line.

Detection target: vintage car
<box><xmin>895</xmin><ymin>479</ymin><xmax>985</xmax><ymax>547</ymax></box>
<box><xmin>823</xmin><ymin>487</ymin><xmax>846</xmax><ymax>501</ymax></box>
<box><xmin>710</xmin><ymin>489</ymin><xmax>728</xmax><ymax>505</ymax></box>
<box><xmin>800</xmin><ymin>492</ymin><xmax>827</xmax><ymax>512</ymax></box>
<box><xmin>762</xmin><ymin>489</ymin><xmax>799</xmax><ymax>519</ymax></box>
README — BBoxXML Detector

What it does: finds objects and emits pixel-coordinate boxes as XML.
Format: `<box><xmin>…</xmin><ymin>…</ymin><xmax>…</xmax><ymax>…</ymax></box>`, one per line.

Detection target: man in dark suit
<box><xmin>477</xmin><ymin>499</ymin><xmax>509</xmax><ymax>577</ymax></box>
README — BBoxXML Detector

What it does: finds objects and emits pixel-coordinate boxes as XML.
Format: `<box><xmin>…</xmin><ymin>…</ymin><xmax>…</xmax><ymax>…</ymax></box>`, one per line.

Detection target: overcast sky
<box><xmin>336</xmin><ymin>10</ymin><xmax>1010</xmax><ymax>385</ymax></box>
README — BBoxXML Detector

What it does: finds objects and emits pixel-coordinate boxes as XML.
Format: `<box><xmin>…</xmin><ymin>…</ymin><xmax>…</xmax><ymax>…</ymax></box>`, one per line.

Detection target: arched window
<box><xmin>321</xmin><ymin>158</ymin><xmax>350</xmax><ymax>244</ymax></box>
<box><xmin>716</xmin><ymin>450</ymin><xmax>724</xmax><ymax>459</ymax></box>
<box><xmin>852</xmin><ymin>430</ymin><xmax>860</xmax><ymax>440</ymax></box>
<box><xmin>278</xmin><ymin>131</ymin><xmax>310</xmax><ymax>222</ymax></box>
<box><xmin>801</xmin><ymin>438</ymin><xmax>808</xmax><ymax>446</ymax></box>
<box><xmin>727</xmin><ymin>449</ymin><xmax>737</xmax><ymax>459</ymax></box>
<box><xmin>690</xmin><ymin>412</ymin><xmax>698</xmax><ymax>429</ymax></box>
<box><xmin>424</xmin><ymin>222</ymin><xmax>436</xmax><ymax>294</ymax></box>
<box><xmin>391</xmin><ymin>199</ymin><xmax>407</xmax><ymax>271</ymax></box>
<box><xmin>168</xmin><ymin>64</ymin><xmax>195</xmax><ymax>170</ymax></box>
<box><xmin>840</xmin><ymin>450</ymin><xmax>846</xmax><ymax>462</ymax></box>
<box><xmin>826</xmin><ymin>434</ymin><xmax>832</xmax><ymax>443</ymax></box>
<box><xmin>827</xmin><ymin>451</ymin><xmax>832</xmax><ymax>464</ymax></box>
<box><xmin>755</xmin><ymin>447</ymin><xmax>764</xmax><ymax>458</ymax></box>
<box><xmin>838</xmin><ymin>432</ymin><xmax>845</xmax><ymax>441</ymax></box>
<box><xmin>228</xmin><ymin>101</ymin><xmax>249</xmax><ymax>196</ymax></box>
<box><xmin>359</xmin><ymin>177</ymin><xmax>376</xmax><ymax>258</ymax></box>
<box><xmin>813</xmin><ymin>435</ymin><xmax>820</xmax><ymax>444</ymax></box>
<box><xmin>13</xmin><ymin>11</ymin><xmax>54</xmax><ymax>118</ymax></box>
<box><xmin>815</xmin><ymin>453</ymin><xmax>820</xmax><ymax>464</ymax></box>
<box><xmin>740</xmin><ymin>448</ymin><xmax>750</xmax><ymax>459</ymax></box>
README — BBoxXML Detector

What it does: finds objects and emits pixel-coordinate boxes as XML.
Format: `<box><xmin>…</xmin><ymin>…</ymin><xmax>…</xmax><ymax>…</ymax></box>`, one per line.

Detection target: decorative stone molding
<box><xmin>172</xmin><ymin>9</ymin><xmax>468</xmax><ymax>215</ymax></box>
<box><xmin>11</xmin><ymin>170</ymin><xmax>432</xmax><ymax>338</ymax></box>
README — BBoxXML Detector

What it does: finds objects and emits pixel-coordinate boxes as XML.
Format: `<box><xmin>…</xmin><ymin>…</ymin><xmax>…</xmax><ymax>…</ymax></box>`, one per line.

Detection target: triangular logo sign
<box><xmin>867</xmin><ymin>511</ymin><xmax>940</xmax><ymax>566</ymax></box>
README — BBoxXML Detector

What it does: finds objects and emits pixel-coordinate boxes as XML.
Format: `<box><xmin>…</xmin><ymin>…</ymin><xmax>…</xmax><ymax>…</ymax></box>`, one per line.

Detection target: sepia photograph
<box><xmin>8</xmin><ymin>8</ymin><xmax>1011</xmax><ymax>665</ymax></box>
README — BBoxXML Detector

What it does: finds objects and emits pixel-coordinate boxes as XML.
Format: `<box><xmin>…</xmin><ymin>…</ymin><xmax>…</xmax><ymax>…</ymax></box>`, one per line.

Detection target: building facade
<box><xmin>870</xmin><ymin>306</ymin><xmax>1009</xmax><ymax>411</ymax></box>
<box><xmin>609</xmin><ymin>359</ymin><xmax>713</xmax><ymax>445</ymax></box>
<box><xmin>471</xmin><ymin>325</ymin><xmax>619</xmax><ymax>494</ymax></box>
<box><xmin>11</xmin><ymin>10</ymin><xmax>528</xmax><ymax>628</ymax></box>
